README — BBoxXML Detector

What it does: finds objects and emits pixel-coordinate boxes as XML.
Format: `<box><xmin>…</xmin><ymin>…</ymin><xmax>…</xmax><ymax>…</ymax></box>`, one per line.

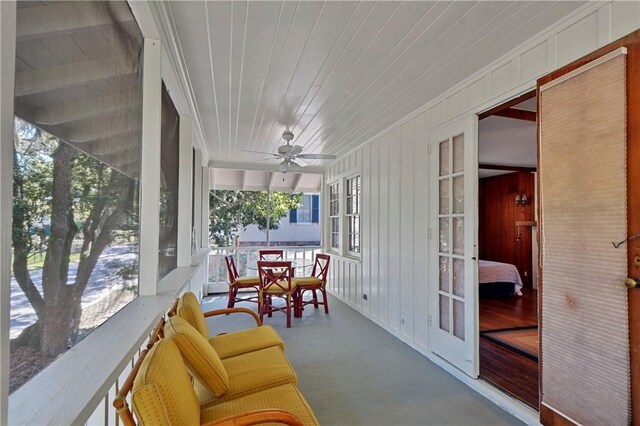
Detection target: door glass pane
<box><xmin>453</xmin><ymin>258</ymin><xmax>464</xmax><ymax>297</ymax></box>
<box><xmin>439</xmin><ymin>140</ymin><xmax>449</xmax><ymax>176</ymax></box>
<box><xmin>439</xmin><ymin>218</ymin><xmax>449</xmax><ymax>253</ymax></box>
<box><xmin>439</xmin><ymin>256</ymin><xmax>450</xmax><ymax>292</ymax></box>
<box><xmin>453</xmin><ymin>217</ymin><xmax>464</xmax><ymax>255</ymax></box>
<box><xmin>439</xmin><ymin>179</ymin><xmax>449</xmax><ymax>214</ymax></box>
<box><xmin>453</xmin><ymin>175</ymin><xmax>464</xmax><ymax>213</ymax></box>
<box><xmin>439</xmin><ymin>295</ymin><xmax>450</xmax><ymax>332</ymax></box>
<box><xmin>453</xmin><ymin>299</ymin><xmax>465</xmax><ymax>340</ymax></box>
<box><xmin>453</xmin><ymin>134</ymin><xmax>464</xmax><ymax>173</ymax></box>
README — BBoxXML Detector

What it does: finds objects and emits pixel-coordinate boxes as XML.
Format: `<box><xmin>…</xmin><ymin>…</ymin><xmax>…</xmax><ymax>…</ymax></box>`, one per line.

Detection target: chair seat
<box><xmin>209</xmin><ymin>325</ymin><xmax>283</xmax><ymax>359</ymax></box>
<box><xmin>196</xmin><ymin>346</ymin><xmax>297</xmax><ymax>407</ymax></box>
<box><xmin>293</xmin><ymin>277</ymin><xmax>323</xmax><ymax>287</ymax></box>
<box><xmin>263</xmin><ymin>280</ymin><xmax>297</xmax><ymax>294</ymax></box>
<box><xmin>200</xmin><ymin>384</ymin><xmax>319</xmax><ymax>426</ymax></box>
<box><xmin>235</xmin><ymin>276</ymin><xmax>260</xmax><ymax>286</ymax></box>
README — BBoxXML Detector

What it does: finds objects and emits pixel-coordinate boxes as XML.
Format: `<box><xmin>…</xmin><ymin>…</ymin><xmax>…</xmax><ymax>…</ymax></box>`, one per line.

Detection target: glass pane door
<box><xmin>429</xmin><ymin>115</ymin><xmax>478</xmax><ymax>378</ymax></box>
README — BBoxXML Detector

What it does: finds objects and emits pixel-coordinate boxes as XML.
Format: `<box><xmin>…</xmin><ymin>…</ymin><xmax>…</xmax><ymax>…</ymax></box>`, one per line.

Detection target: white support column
<box><xmin>0</xmin><ymin>3</ymin><xmax>16</xmax><ymax>423</ymax></box>
<box><xmin>200</xmin><ymin>164</ymin><xmax>209</xmax><ymax>249</ymax></box>
<box><xmin>192</xmin><ymin>149</ymin><xmax>203</xmax><ymax>251</ymax></box>
<box><xmin>138</xmin><ymin>38</ymin><xmax>162</xmax><ymax>296</ymax></box>
<box><xmin>177</xmin><ymin>116</ymin><xmax>193</xmax><ymax>267</ymax></box>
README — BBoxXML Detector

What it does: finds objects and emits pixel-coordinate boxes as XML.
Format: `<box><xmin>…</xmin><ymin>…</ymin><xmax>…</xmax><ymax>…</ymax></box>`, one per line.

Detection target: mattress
<box><xmin>479</xmin><ymin>260</ymin><xmax>523</xmax><ymax>295</ymax></box>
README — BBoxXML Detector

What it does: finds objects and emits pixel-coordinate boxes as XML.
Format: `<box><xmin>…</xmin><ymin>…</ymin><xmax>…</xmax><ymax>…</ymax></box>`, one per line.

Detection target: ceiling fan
<box><xmin>244</xmin><ymin>130</ymin><xmax>336</xmax><ymax>172</ymax></box>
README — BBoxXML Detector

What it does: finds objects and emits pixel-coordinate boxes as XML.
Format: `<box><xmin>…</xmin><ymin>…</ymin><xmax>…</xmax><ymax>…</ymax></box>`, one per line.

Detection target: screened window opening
<box><xmin>9</xmin><ymin>0</ymin><xmax>143</xmax><ymax>394</ymax></box>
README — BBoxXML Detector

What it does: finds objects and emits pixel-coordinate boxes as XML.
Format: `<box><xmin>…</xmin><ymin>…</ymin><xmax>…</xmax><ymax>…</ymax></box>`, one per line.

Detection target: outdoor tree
<box><xmin>209</xmin><ymin>190</ymin><xmax>302</xmax><ymax>246</ymax></box>
<box><xmin>11</xmin><ymin>119</ymin><xmax>137</xmax><ymax>357</ymax></box>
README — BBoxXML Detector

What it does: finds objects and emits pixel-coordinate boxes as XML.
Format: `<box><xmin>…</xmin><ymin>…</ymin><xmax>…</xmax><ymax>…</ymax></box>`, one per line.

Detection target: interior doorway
<box><xmin>476</xmin><ymin>91</ymin><xmax>539</xmax><ymax>409</ymax></box>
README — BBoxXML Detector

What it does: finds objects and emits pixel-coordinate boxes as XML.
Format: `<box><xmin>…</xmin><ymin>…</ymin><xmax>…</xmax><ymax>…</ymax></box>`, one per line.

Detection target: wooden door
<box><xmin>537</xmin><ymin>35</ymin><xmax>640</xmax><ymax>424</ymax></box>
<box><xmin>428</xmin><ymin>114</ymin><xmax>479</xmax><ymax>377</ymax></box>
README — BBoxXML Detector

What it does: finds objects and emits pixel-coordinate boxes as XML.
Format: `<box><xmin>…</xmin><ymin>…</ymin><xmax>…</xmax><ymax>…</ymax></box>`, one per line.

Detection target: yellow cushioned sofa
<box><xmin>114</xmin><ymin>294</ymin><xmax>320</xmax><ymax>426</ymax></box>
<box><xmin>177</xmin><ymin>291</ymin><xmax>284</xmax><ymax>359</ymax></box>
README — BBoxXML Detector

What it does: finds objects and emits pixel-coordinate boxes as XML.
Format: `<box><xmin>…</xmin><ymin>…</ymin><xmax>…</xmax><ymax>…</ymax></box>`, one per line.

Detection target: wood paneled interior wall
<box><xmin>479</xmin><ymin>172</ymin><xmax>535</xmax><ymax>287</ymax></box>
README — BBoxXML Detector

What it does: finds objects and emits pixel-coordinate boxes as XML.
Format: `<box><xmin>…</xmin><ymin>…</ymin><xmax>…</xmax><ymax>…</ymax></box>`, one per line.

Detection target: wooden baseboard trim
<box><xmin>540</xmin><ymin>403</ymin><xmax>580</xmax><ymax>426</ymax></box>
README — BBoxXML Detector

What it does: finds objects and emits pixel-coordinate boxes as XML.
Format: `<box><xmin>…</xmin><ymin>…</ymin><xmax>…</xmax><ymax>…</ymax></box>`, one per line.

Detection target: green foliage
<box><xmin>209</xmin><ymin>190</ymin><xmax>301</xmax><ymax>246</ymax></box>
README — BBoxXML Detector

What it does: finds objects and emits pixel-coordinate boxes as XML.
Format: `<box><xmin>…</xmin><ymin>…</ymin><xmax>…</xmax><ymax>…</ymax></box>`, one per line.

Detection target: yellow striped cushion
<box><xmin>263</xmin><ymin>280</ymin><xmax>296</xmax><ymax>294</ymax></box>
<box><xmin>200</xmin><ymin>384</ymin><xmax>320</xmax><ymax>426</ymax></box>
<box><xmin>235</xmin><ymin>276</ymin><xmax>260</xmax><ymax>285</ymax></box>
<box><xmin>164</xmin><ymin>316</ymin><xmax>230</xmax><ymax>397</ymax></box>
<box><xmin>292</xmin><ymin>277</ymin><xmax>323</xmax><ymax>286</ymax></box>
<box><xmin>198</xmin><ymin>346</ymin><xmax>297</xmax><ymax>407</ymax></box>
<box><xmin>132</xmin><ymin>339</ymin><xmax>200</xmax><ymax>426</ymax></box>
<box><xmin>177</xmin><ymin>291</ymin><xmax>209</xmax><ymax>339</ymax></box>
<box><xmin>209</xmin><ymin>325</ymin><xmax>284</xmax><ymax>359</ymax></box>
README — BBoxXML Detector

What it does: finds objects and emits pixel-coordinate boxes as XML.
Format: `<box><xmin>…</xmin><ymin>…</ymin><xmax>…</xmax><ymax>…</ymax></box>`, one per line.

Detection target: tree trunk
<box><xmin>39</xmin><ymin>143</ymin><xmax>76</xmax><ymax>356</ymax></box>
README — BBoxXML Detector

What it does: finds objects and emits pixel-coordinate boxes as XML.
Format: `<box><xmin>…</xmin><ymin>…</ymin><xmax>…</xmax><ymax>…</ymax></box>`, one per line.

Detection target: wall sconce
<box><xmin>515</xmin><ymin>192</ymin><xmax>528</xmax><ymax>206</ymax></box>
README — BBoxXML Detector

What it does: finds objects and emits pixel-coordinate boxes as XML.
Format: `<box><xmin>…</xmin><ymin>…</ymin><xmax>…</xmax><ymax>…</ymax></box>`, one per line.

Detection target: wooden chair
<box><xmin>295</xmin><ymin>254</ymin><xmax>330</xmax><ymax>316</ymax></box>
<box><xmin>258</xmin><ymin>249</ymin><xmax>284</xmax><ymax>260</ymax></box>
<box><xmin>258</xmin><ymin>261</ymin><xmax>297</xmax><ymax>328</ymax></box>
<box><xmin>225</xmin><ymin>254</ymin><xmax>260</xmax><ymax>308</ymax></box>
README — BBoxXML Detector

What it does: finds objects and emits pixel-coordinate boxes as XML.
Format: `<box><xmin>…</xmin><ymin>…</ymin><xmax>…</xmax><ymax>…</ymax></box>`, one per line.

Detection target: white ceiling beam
<box><xmin>17</xmin><ymin>2</ymin><xmax>135</xmax><ymax>41</ymax></box>
<box><xmin>15</xmin><ymin>56</ymin><xmax>134</xmax><ymax>97</ymax></box>
<box><xmin>80</xmin><ymin>131</ymin><xmax>140</xmax><ymax>155</ymax></box>
<box><xmin>292</xmin><ymin>173</ymin><xmax>303</xmax><ymax>193</ymax></box>
<box><xmin>27</xmin><ymin>92</ymin><xmax>140</xmax><ymax>126</ymax></box>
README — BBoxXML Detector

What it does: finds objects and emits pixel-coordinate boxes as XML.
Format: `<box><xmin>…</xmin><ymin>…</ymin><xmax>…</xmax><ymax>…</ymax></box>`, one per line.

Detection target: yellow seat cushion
<box><xmin>196</xmin><ymin>346</ymin><xmax>297</xmax><ymax>407</ymax></box>
<box><xmin>292</xmin><ymin>276</ymin><xmax>323</xmax><ymax>287</ymax></box>
<box><xmin>132</xmin><ymin>339</ymin><xmax>201</xmax><ymax>426</ymax></box>
<box><xmin>235</xmin><ymin>276</ymin><xmax>260</xmax><ymax>285</ymax></box>
<box><xmin>200</xmin><ymin>384</ymin><xmax>320</xmax><ymax>426</ymax></box>
<box><xmin>209</xmin><ymin>325</ymin><xmax>284</xmax><ymax>359</ymax></box>
<box><xmin>164</xmin><ymin>316</ymin><xmax>230</xmax><ymax>397</ymax></box>
<box><xmin>177</xmin><ymin>291</ymin><xmax>209</xmax><ymax>339</ymax></box>
<box><xmin>263</xmin><ymin>280</ymin><xmax>296</xmax><ymax>294</ymax></box>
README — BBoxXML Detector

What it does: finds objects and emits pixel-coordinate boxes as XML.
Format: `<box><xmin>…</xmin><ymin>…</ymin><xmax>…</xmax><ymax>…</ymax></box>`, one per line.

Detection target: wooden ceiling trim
<box><xmin>478</xmin><ymin>90</ymin><xmax>536</xmax><ymax>120</ymax></box>
<box><xmin>493</xmin><ymin>108</ymin><xmax>537</xmax><ymax>122</ymax></box>
<box><xmin>479</xmin><ymin>163</ymin><xmax>537</xmax><ymax>173</ymax></box>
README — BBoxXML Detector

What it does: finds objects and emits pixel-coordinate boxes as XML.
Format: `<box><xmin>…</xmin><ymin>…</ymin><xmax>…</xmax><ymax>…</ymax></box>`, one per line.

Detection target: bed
<box><xmin>479</xmin><ymin>260</ymin><xmax>524</xmax><ymax>296</ymax></box>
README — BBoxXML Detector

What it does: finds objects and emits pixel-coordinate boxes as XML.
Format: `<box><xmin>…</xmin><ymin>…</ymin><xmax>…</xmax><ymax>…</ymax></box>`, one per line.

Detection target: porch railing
<box><xmin>208</xmin><ymin>245</ymin><xmax>322</xmax><ymax>294</ymax></box>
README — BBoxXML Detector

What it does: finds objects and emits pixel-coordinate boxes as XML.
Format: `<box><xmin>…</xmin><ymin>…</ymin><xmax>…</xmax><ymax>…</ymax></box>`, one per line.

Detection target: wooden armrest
<box><xmin>167</xmin><ymin>298</ymin><xmax>179</xmax><ymax>317</ymax></box>
<box><xmin>201</xmin><ymin>409</ymin><xmax>303</xmax><ymax>426</ymax></box>
<box><xmin>203</xmin><ymin>307</ymin><xmax>262</xmax><ymax>326</ymax></box>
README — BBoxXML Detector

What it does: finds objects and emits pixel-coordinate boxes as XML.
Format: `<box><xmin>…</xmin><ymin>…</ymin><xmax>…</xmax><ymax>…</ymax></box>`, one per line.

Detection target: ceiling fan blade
<box><xmin>288</xmin><ymin>160</ymin><xmax>303</xmax><ymax>172</ymax></box>
<box><xmin>293</xmin><ymin>158</ymin><xmax>308</xmax><ymax>167</ymax></box>
<box><xmin>296</xmin><ymin>153</ymin><xmax>337</xmax><ymax>160</ymax></box>
<box><xmin>243</xmin><ymin>149</ymin><xmax>280</xmax><ymax>157</ymax></box>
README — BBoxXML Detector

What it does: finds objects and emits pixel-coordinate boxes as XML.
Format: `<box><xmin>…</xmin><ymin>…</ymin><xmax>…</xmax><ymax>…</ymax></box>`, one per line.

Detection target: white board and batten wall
<box><xmin>324</xmin><ymin>0</ymin><xmax>640</xmax><ymax>367</ymax></box>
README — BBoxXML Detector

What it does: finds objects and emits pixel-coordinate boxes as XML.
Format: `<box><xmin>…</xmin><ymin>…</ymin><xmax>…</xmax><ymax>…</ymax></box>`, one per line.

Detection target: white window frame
<box><xmin>327</xmin><ymin>182</ymin><xmax>340</xmax><ymax>251</ymax></box>
<box><xmin>345</xmin><ymin>175</ymin><xmax>361</xmax><ymax>257</ymax></box>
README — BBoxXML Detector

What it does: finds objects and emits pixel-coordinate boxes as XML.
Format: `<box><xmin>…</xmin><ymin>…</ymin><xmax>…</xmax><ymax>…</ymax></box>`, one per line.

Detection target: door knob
<box><xmin>625</xmin><ymin>277</ymin><xmax>638</xmax><ymax>288</ymax></box>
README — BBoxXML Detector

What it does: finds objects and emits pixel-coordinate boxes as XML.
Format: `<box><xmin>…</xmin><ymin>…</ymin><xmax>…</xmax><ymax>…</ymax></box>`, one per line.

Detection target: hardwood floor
<box><xmin>480</xmin><ymin>287</ymin><xmax>538</xmax><ymax>331</ymax></box>
<box><xmin>479</xmin><ymin>287</ymin><xmax>539</xmax><ymax>409</ymax></box>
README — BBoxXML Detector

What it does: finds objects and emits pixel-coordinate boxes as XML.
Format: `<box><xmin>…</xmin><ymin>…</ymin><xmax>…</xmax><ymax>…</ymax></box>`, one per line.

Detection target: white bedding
<box><xmin>479</xmin><ymin>260</ymin><xmax>523</xmax><ymax>295</ymax></box>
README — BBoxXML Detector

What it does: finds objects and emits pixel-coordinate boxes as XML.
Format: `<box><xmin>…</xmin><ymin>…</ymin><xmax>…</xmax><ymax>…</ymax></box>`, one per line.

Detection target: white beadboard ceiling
<box><xmin>167</xmin><ymin>1</ymin><xmax>584</xmax><ymax>171</ymax></box>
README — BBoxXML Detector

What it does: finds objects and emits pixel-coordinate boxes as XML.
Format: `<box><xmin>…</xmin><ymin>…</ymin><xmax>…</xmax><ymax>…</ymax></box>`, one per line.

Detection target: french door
<box><xmin>428</xmin><ymin>115</ymin><xmax>478</xmax><ymax>378</ymax></box>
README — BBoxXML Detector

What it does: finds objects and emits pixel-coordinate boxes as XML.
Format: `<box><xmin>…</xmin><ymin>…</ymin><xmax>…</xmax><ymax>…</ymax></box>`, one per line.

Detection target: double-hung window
<box><xmin>329</xmin><ymin>183</ymin><xmax>340</xmax><ymax>249</ymax></box>
<box><xmin>346</xmin><ymin>176</ymin><xmax>361</xmax><ymax>254</ymax></box>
